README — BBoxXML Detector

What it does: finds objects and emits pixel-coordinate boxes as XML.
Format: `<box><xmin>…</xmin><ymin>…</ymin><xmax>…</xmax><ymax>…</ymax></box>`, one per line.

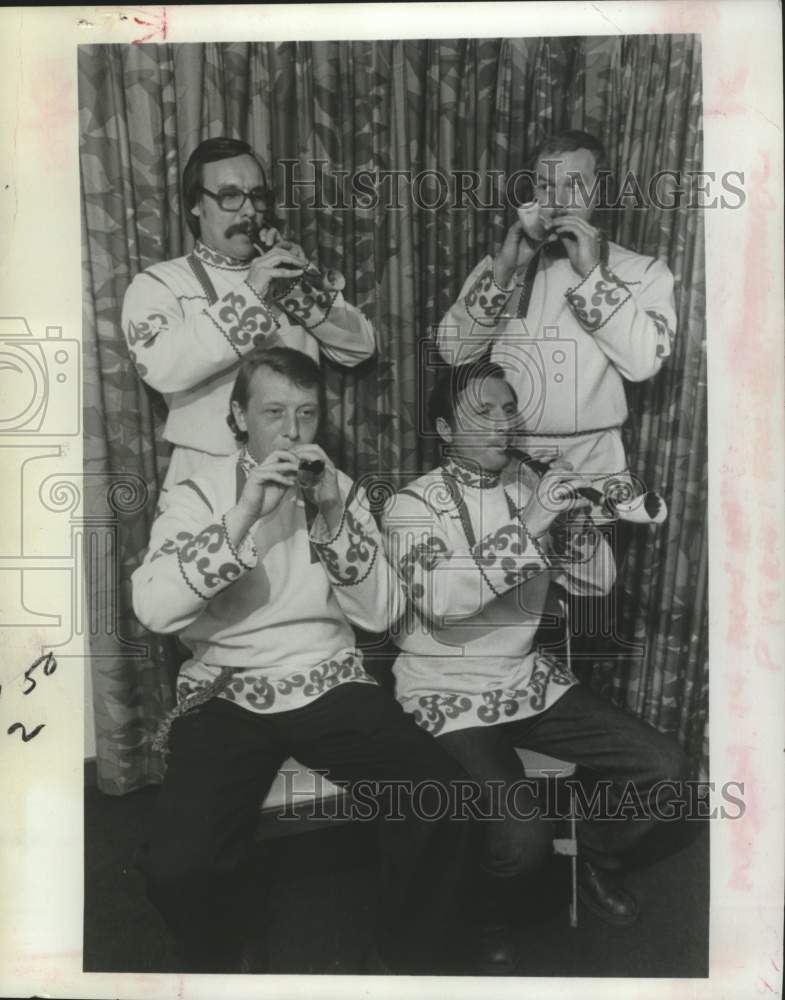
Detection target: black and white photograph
<box><xmin>0</xmin><ymin>4</ymin><xmax>783</xmax><ymax>998</ymax></box>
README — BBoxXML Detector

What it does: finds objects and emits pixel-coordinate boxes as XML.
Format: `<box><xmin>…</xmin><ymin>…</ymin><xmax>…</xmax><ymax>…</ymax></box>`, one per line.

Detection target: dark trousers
<box><xmin>437</xmin><ymin>684</ymin><xmax>687</xmax><ymax>922</ymax></box>
<box><xmin>136</xmin><ymin>683</ymin><xmax>477</xmax><ymax>974</ymax></box>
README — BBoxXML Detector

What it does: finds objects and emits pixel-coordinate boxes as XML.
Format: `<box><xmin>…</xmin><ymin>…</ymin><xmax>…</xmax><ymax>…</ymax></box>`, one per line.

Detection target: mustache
<box><xmin>225</xmin><ymin>219</ymin><xmax>261</xmax><ymax>240</ymax></box>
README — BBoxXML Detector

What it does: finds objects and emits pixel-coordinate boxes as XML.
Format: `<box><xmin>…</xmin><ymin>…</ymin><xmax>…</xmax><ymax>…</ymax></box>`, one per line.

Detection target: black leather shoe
<box><xmin>472</xmin><ymin>922</ymin><xmax>520</xmax><ymax>975</ymax></box>
<box><xmin>578</xmin><ymin>860</ymin><xmax>639</xmax><ymax>926</ymax></box>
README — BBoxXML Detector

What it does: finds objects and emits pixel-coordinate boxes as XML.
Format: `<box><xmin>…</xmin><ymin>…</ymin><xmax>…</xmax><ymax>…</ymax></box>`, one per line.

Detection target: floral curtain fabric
<box><xmin>79</xmin><ymin>35</ymin><xmax>707</xmax><ymax>793</ymax></box>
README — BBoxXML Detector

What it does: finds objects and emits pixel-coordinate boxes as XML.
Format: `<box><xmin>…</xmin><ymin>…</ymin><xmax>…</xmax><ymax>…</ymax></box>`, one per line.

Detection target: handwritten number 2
<box><xmin>23</xmin><ymin>652</ymin><xmax>57</xmax><ymax>695</ymax></box>
<box><xmin>8</xmin><ymin>722</ymin><xmax>45</xmax><ymax>742</ymax></box>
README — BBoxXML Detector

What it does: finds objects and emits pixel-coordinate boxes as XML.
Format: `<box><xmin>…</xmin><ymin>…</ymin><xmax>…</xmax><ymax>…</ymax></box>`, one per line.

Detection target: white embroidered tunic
<box><xmin>381</xmin><ymin>458</ymin><xmax>616</xmax><ymax>736</ymax></box>
<box><xmin>132</xmin><ymin>450</ymin><xmax>402</xmax><ymax>715</ymax></box>
<box><xmin>121</xmin><ymin>240</ymin><xmax>376</xmax><ymax>458</ymax></box>
<box><xmin>436</xmin><ymin>240</ymin><xmax>677</xmax><ymax>485</ymax></box>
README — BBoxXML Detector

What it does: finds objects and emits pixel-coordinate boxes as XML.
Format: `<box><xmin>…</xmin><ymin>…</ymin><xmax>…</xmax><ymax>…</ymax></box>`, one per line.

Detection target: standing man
<box><xmin>132</xmin><ymin>346</ymin><xmax>476</xmax><ymax>975</ymax></box>
<box><xmin>381</xmin><ymin>361</ymin><xmax>687</xmax><ymax>974</ymax></box>
<box><xmin>122</xmin><ymin>136</ymin><xmax>375</xmax><ymax>490</ymax></box>
<box><xmin>436</xmin><ymin>129</ymin><xmax>677</xmax><ymax>493</ymax></box>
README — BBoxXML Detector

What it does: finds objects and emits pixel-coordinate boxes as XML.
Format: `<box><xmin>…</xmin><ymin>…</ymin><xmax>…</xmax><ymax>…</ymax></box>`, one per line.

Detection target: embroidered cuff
<box><xmin>310</xmin><ymin>506</ymin><xmax>379</xmax><ymax>588</ymax></box>
<box><xmin>176</xmin><ymin>520</ymin><xmax>256</xmax><ymax>600</ymax></box>
<box><xmin>565</xmin><ymin>261</ymin><xmax>632</xmax><ymax>333</ymax></box>
<box><xmin>646</xmin><ymin>308</ymin><xmax>677</xmax><ymax>360</ymax></box>
<box><xmin>205</xmin><ymin>285</ymin><xmax>281</xmax><ymax>357</ymax></box>
<box><xmin>308</xmin><ymin>499</ymin><xmax>348</xmax><ymax>546</ymax></box>
<box><xmin>272</xmin><ymin>276</ymin><xmax>339</xmax><ymax>332</ymax></box>
<box><xmin>221</xmin><ymin>513</ymin><xmax>258</xmax><ymax>571</ymax></box>
<box><xmin>471</xmin><ymin>522</ymin><xmax>551</xmax><ymax>596</ymax></box>
<box><xmin>463</xmin><ymin>264</ymin><xmax>514</xmax><ymax>327</ymax></box>
<box><xmin>545</xmin><ymin>519</ymin><xmax>600</xmax><ymax>568</ymax></box>
<box><xmin>126</xmin><ymin>312</ymin><xmax>168</xmax><ymax>349</ymax></box>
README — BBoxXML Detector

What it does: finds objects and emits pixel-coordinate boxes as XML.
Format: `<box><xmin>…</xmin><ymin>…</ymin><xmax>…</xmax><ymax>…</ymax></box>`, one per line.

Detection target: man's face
<box><xmin>437</xmin><ymin>375</ymin><xmax>518</xmax><ymax>472</ymax></box>
<box><xmin>192</xmin><ymin>154</ymin><xmax>269</xmax><ymax>260</ymax></box>
<box><xmin>534</xmin><ymin>147</ymin><xmax>598</xmax><ymax>228</ymax></box>
<box><xmin>232</xmin><ymin>367</ymin><xmax>321</xmax><ymax>463</ymax></box>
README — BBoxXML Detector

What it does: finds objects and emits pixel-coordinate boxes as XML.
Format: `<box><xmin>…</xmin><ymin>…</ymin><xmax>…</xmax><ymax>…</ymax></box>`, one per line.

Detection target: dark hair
<box><xmin>428</xmin><ymin>360</ymin><xmax>516</xmax><ymax>433</ymax></box>
<box><xmin>529</xmin><ymin>129</ymin><xmax>614</xmax><ymax>210</ymax></box>
<box><xmin>533</xmin><ymin>129</ymin><xmax>609</xmax><ymax>175</ymax></box>
<box><xmin>227</xmin><ymin>346</ymin><xmax>326</xmax><ymax>444</ymax></box>
<box><xmin>182</xmin><ymin>137</ymin><xmax>268</xmax><ymax>238</ymax></box>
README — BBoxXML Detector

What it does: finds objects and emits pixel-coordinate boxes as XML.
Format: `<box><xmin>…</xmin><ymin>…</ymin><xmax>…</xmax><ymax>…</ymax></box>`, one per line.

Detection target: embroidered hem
<box><xmin>400</xmin><ymin>653</ymin><xmax>577</xmax><ymax>736</ymax></box>
<box><xmin>177</xmin><ymin>649</ymin><xmax>378</xmax><ymax>714</ymax></box>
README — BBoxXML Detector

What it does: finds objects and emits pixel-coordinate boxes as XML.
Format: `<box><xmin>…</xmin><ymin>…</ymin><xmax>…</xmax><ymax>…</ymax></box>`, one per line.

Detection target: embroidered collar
<box><xmin>193</xmin><ymin>239</ymin><xmax>253</xmax><ymax>270</ymax></box>
<box><xmin>443</xmin><ymin>455</ymin><xmax>502</xmax><ymax>490</ymax></box>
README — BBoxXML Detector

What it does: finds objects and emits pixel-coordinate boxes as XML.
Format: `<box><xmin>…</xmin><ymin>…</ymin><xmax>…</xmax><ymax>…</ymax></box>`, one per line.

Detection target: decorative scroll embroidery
<box><xmin>302</xmin><ymin>655</ymin><xmax>375</xmax><ymax>697</ymax></box>
<box><xmin>179</xmin><ymin>523</ymin><xmax>225</xmax><ymax>562</ymax></box>
<box><xmin>464</xmin><ymin>265</ymin><xmax>513</xmax><ymax>324</ymax></box>
<box><xmin>443</xmin><ymin>456</ymin><xmax>502</xmax><ymax>490</ymax></box>
<box><xmin>150</xmin><ymin>531</ymin><xmax>194</xmax><ymax>562</ymax></box>
<box><xmin>472</xmin><ymin>524</ymin><xmax>543</xmax><ymax>588</ymax></box>
<box><xmin>176</xmin><ymin>550</ymin><xmax>210</xmax><ymax>601</ymax></box>
<box><xmin>312</xmin><ymin>508</ymin><xmax>378</xmax><ymax>587</ymax></box>
<box><xmin>646</xmin><ymin>308</ymin><xmax>676</xmax><ymax>358</ymax></box>
<box><xmin>527</xmin><ymin>652</ymin><xmax>576</xmax><ymax>710</ymax></box>
<box><xmin>398</xmin><ymin>536</ymin><xmax>449</xmax><ymax>600</ymax></box>
<box><xmin>566</xmin><ymin>261</ymin><xmax>632</xmax><ymax>332</ymax></box>
<box><xmin>209</xmin><ymin>290</ymin><xmax>280</xmax><ymax>355</ymax></box>
<box><xmin>476</xmin><ymin>688</ymin><xmax>531</xmax><ymax>725</ymax></box>
<box><xmin>547</xmin><ymin>511</ymin><xmax>600</xmax><ymax>566</ymax></box>
<box><xmin>411</xmin><ymin>693</ymin><xmax>475</xmax><ymax>736</ymax></box>
<box><xmin>126</xmin><ymin>313</ymin><xmax>168</xmax><ymax>348</ymax></box>
<box><xmin>195</xmin><ymin>559</ymin><xmax>243</xmax><ymax>590</ymax></box>
<box><xmin>178</xmin><ymin>522</ymin><xmax>243</xmax><ymax>590</ymax></box>
<box><xmin>273</xmin><ymin>652</ymin><xmax>372</xmax><ymax>698</ymax></box>
<box><xmin>408</xmin><ymin>653</ymin><xmax>576</xmax><ymax>734</ymax></box>
<box><xmin>221</xmin><ymin>672</ymin><xmax>278</xmax><ymax>711</ymax></box>
<box><xmin>193</xmin><ymin>240</ymin><xmax>253</xmax><ymax>270</ymax></box>
<box><xmin>274</xmin><ymin>280</ymin><xmax>338</xmax><ymax>331</ymax></box>
<box><xmin>179</xmin><ymin>652</ymin><xmax>376</xmax><ymax>713</ymax></box>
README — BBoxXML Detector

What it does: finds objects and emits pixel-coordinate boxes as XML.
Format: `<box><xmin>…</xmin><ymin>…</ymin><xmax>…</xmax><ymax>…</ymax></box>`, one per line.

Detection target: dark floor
<box><xmin>84</xmin><ymin>781</ymin><xmax>709</xmax><ymax>978</ymax></box>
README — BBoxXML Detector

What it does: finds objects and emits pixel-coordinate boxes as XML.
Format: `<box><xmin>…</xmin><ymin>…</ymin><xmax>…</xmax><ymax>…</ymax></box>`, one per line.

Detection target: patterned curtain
<box><xmin>79</xmin><ymin>35</ymin><xmax>706</xmax><ymax>793</ymax></box>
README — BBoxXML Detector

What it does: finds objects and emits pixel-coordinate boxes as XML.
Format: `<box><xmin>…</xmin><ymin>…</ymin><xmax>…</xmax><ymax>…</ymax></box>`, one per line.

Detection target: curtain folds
<box><xmin>79</xmin><ymin>35</ymin><xmax>707</xmax><ymax>792</ymax></box>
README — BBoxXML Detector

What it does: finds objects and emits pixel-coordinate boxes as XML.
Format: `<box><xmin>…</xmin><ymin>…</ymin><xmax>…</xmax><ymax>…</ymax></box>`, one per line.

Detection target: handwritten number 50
<box><xmin>23</xmin><ymin>652</ymin><xmax>58</xmax><ymax>695</ymax></box>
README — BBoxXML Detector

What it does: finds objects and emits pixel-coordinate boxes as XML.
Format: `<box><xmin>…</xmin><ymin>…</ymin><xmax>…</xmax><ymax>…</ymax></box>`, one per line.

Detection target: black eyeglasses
<box><xmin>198</xmin><ymin>186</ymin><xmax>271</xmax><ymax>212</ymax></box>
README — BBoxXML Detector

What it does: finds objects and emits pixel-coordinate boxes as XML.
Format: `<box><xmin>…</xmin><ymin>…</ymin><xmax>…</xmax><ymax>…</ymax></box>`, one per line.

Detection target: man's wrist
<box><xmin>491</xmin><ymin>258</ymin><xmax>515</xmax><ymax>292</ymax></box>
<box><xmin>229</xmin><ymin>501</ymin><xmax>261</xmax><ymax>537</ymax></box>
<box><xmin>244</xmin><ymin>276</ymin><xmax>268</xmax><ymax>300</ymax></box>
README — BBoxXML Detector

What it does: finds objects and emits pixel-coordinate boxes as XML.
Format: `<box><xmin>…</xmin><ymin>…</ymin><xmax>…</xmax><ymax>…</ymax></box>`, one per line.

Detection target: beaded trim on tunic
<box><xmin>443</xmin><ymin>455</ymin><xmax>502</xmax><ymax>490</ymax></box>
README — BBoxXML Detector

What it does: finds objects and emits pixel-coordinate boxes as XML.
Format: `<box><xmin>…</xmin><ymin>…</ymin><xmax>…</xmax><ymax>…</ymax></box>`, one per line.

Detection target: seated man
<box><xmin>381</xmin><ymin>360</ymin><xmax>687</xmax><ymax>973</ymax></box>
<box><xmin>131</xmin><ymin>346</ymin><xmax>476</xmax><ymax>975</ymax></box>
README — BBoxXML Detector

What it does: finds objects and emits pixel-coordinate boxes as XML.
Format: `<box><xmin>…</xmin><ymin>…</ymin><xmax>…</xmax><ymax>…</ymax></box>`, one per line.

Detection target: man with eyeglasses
<box><xmin>122</xmin><ymin>136</ymin><xmax>375</xmax><ymax>491</ymax></box>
